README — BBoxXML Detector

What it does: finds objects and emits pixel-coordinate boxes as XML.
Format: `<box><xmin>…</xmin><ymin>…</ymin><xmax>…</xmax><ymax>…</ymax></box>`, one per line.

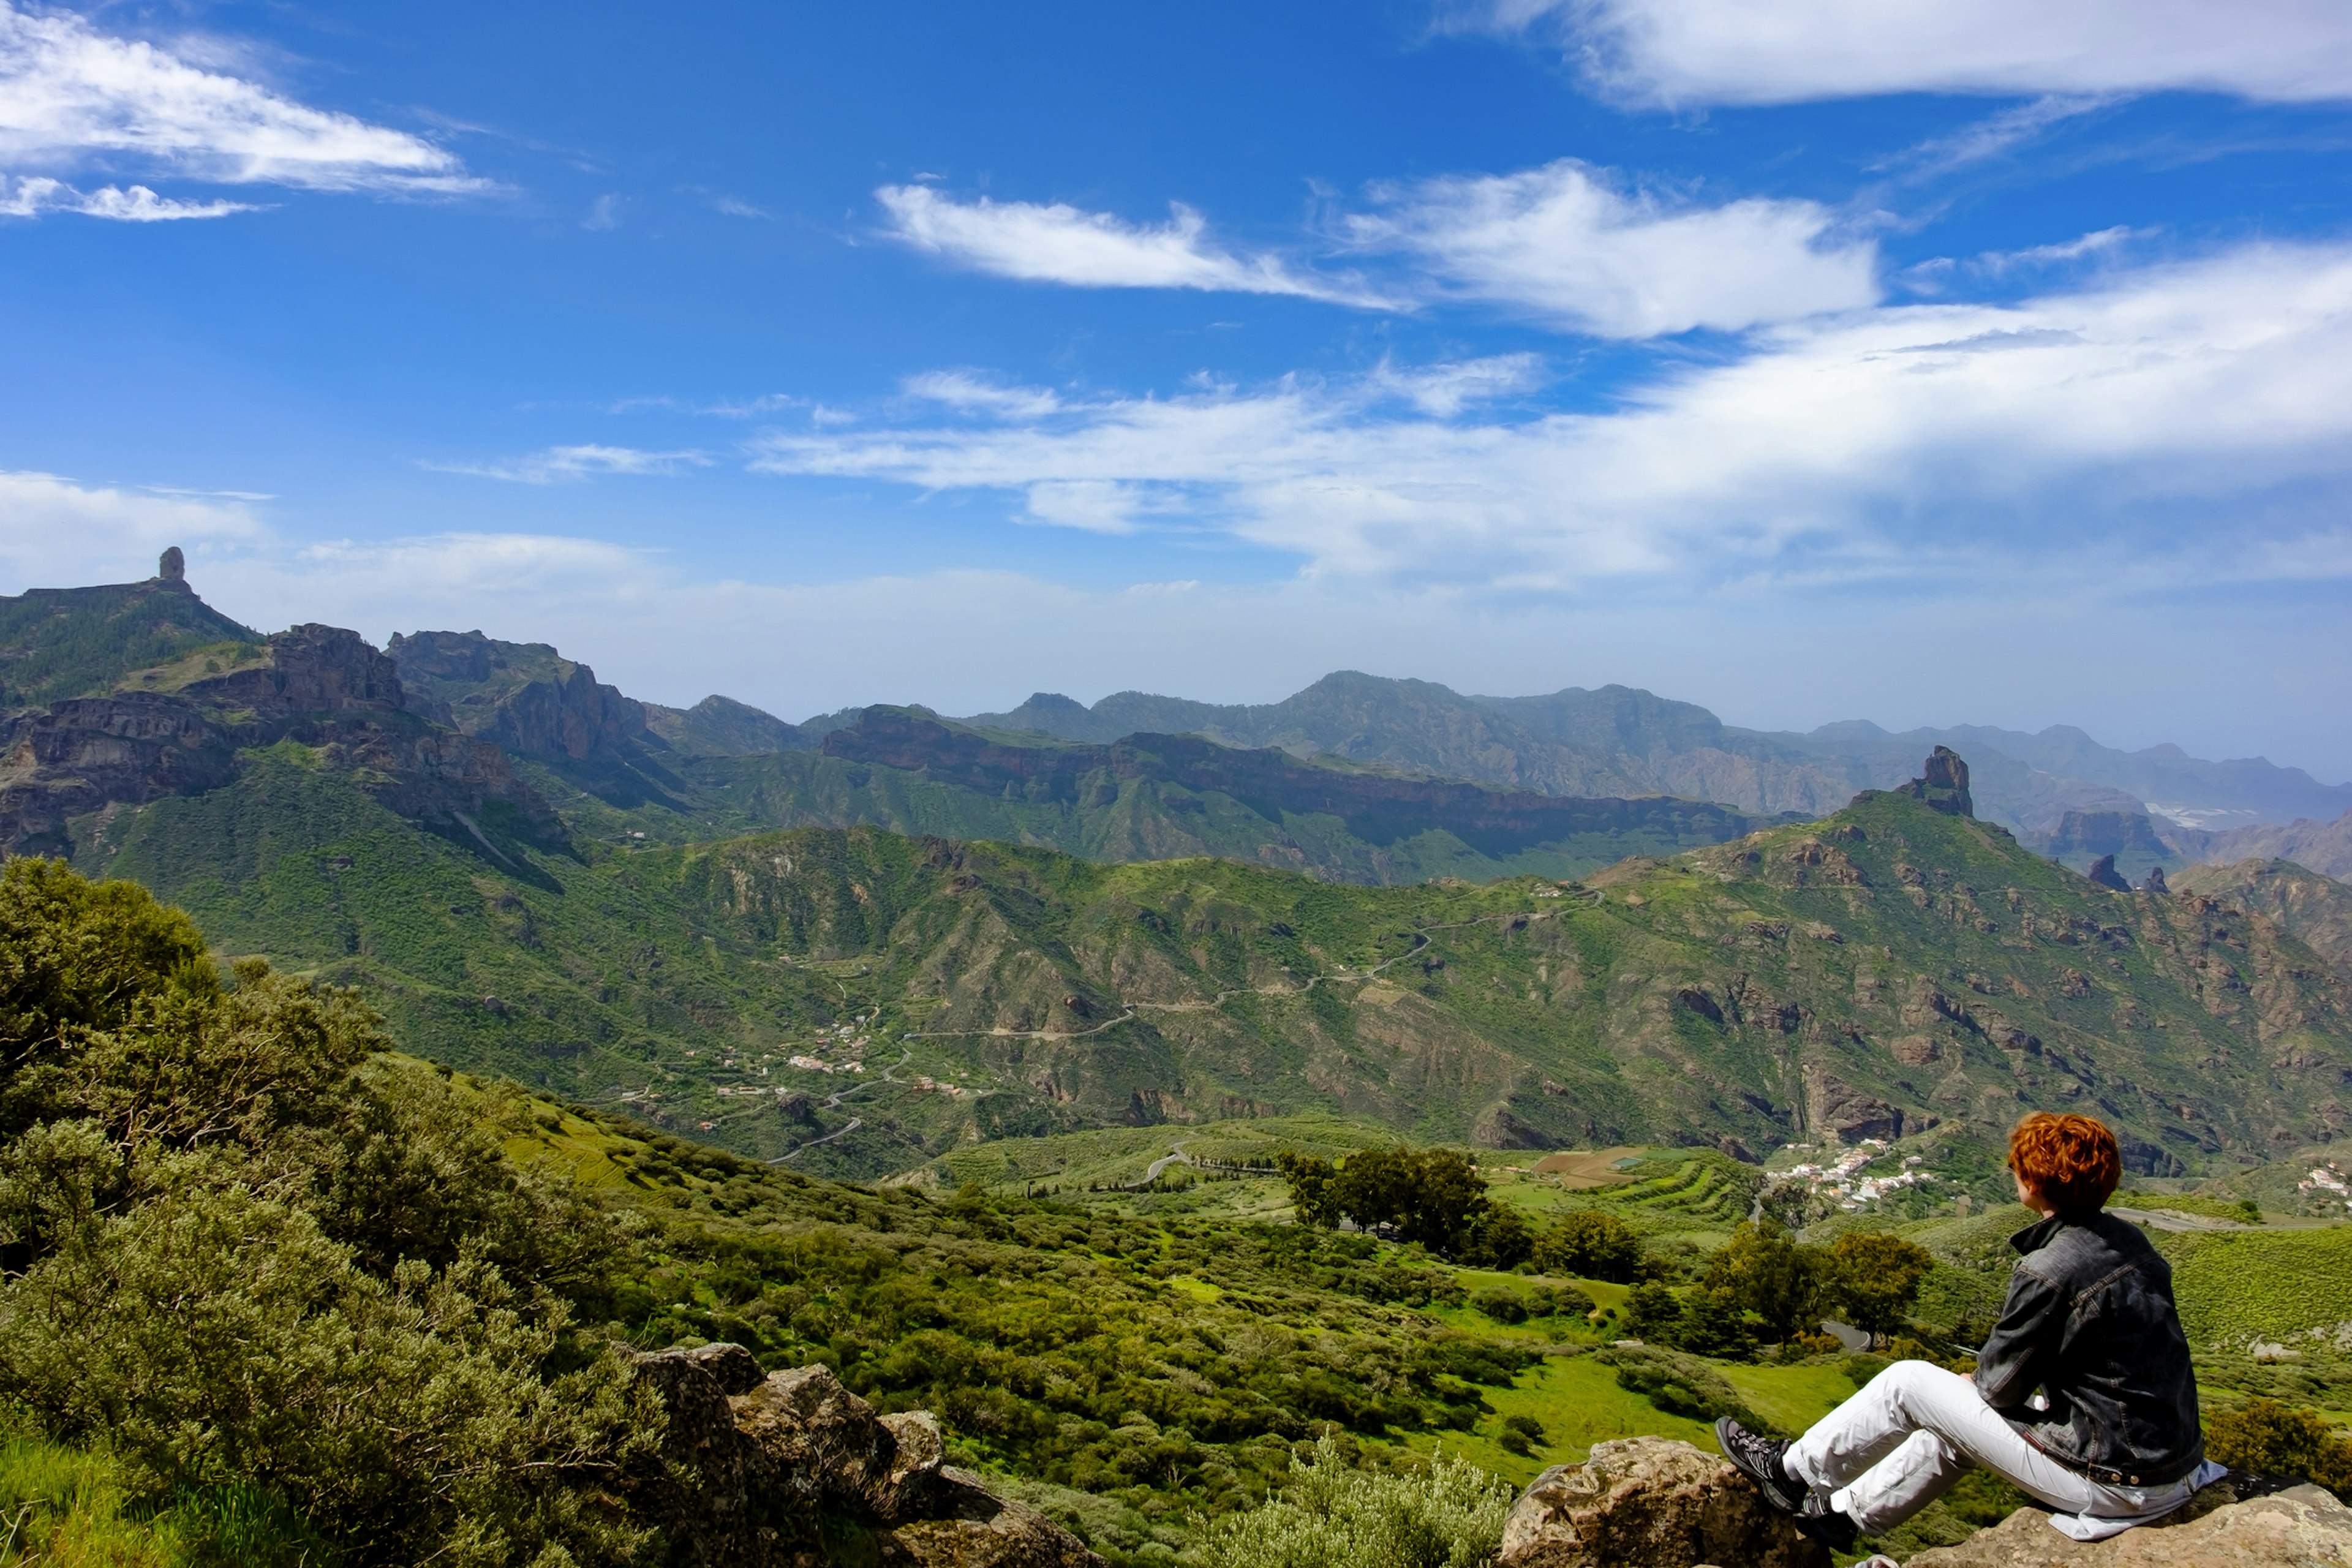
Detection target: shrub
<box><xmin>1825</xmin><ymin>1232</ymin><xmax>1935</xmax><ymax>1347</ymax></box>
<box><xmin>1472</xmin><ymin>1286</ymin><xmax>1528</xmax><ymax>1324</ymax></box>
<box><xmin>1599</xmin><ymin>1345</ymin><xmax>1768</xmax><ymax>1431</ymax></box>
<box><xmin>2206</xmin><ymin>1400</ymin><xmax>2352</xmax><ymax>1499</ymax></box>
<box><xmin>1191</xmin><ymin>1434</ymin><xmax>1513</xmax><ymax>1568</ymax></box>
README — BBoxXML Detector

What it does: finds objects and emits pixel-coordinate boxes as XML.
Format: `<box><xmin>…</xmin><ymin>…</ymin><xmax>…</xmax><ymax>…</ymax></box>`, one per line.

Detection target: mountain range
<box><xmin>8</xmin><ymin>554</ymin><xmax>2352</xmax><ymax>1184</ymax></box>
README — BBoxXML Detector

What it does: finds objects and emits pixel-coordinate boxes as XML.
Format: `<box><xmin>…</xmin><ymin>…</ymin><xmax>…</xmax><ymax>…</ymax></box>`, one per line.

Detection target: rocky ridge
<box><xmin>628</xmin><ymin>1343</ymin><xmax>1099</xmax><ymax>1567</ymax></box>
<box><xmin>0</xmin><ymin>575</ymin><xmax>556</xmax><ymax>857</ymax></box>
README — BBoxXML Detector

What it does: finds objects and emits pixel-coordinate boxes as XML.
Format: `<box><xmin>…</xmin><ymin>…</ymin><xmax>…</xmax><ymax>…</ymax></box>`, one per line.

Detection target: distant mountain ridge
<box><xmin>962</xmin><ymin>673</ymin><xmax>2351</xmax><ymax>840</ymax></box>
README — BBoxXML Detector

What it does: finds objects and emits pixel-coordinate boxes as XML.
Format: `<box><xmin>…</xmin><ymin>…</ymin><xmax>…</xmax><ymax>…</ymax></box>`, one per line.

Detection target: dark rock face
<box><xmin>1898</xmin><ymin>745</ymin><xmax>1976</xmax><ymax>817</ymax></box>
<box><xmin>182</xmin><ymin>624</ymin><xmax>404</xmax><ymax>719</ymax></box>
<box><xmin>626</xmin><ymin>1347</ymin><xmax>1101</xmax><ymax>1568</ymax></box>
<box><xmin>387</xmin><ymin>629</ymin><xmax>648</xmax><ymax>763</ymax></box>
<box><xmin>2142</xmin><ymin>865</ymin><xmax>2169</xmax><ymax>894</ymax></box>
<box><xmin>2089</xmin><ymin>854</ymin><xmax>2133</xmax><ymax>891</ymax></box>
<box><xmin>0</xmin><ymin>621</ymin><xmax>559</xmax><ymax>857</ymax></box>
<box><xmin>1804</xmin><ymin>1066</ymin><xmax>1903</xmax><ymax>1144</ymax></box>
<box><xmin>824</xmin><ymin>707</ymin><xmax>1777</xmax><ymax>861</ymax></box>
<box><xmin>0</xmin><ymin>693</ymin><xmax>241</xmax><ymax>854</ymax></box>
<box><xmin>156</xmin><ymin>546</ymin><xmax>186</xmax><ymax>584</ymax></box>
<box><xmin>1499</xmin><ymin>1437</ymin><xmax>1826</xmax><ymax>1568</ymax></box>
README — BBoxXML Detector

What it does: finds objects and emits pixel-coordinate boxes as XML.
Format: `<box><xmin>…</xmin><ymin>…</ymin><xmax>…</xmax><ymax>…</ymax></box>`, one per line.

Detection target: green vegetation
<box><xmin>1190</xmin><ymin>1436</ymin><xmax>1512</xmax><ymax>1568</ymax></box>
<box><xmin>2162</xmin><ymin>1225</ymin><xmax>2352</xmax><ymax>1349</ymax></box>
<box><xmin>2205</xmin><ymin>1400</ymin><xmax>2352</xmax><ymax>1498</ymax></box>
<box><xmin>85</xmin><ymin>759</ymin><xmax>2352</xmax><ymax>1196</ymax></box>
<box><xmin>0</xmin><ymin>578</ymin><xmax>258</xmax><ymax>711</ymax></box>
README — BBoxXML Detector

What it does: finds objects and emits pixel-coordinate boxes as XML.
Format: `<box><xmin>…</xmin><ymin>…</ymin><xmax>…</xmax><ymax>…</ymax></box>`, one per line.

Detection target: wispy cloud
<box><xmin>423</xmin><ymin>445</ymin><xmax>713</xmax><ymax>484</ymax></box>
<box><xmin>748</xmin><ymin>242</ymin><xmax>2352</xmax><ymax>588</ymax></box>
<box><xmin>875</xmin><ymin>184</ymin><xmax>1395</xmax><ymax>306</ymax></box>
<box><xmin>1873</xmin><ymin>95</ymin><xmax>2118</xmax><ymax>179</ymax></box>
<box><xmin>1463</xmin><ymin>0</ymin><xmax>2352</xmax><ymax>105</ymax></box>
<box><xmin>0</xmin><ymin>0</ymin><xmax>484</xmax><ymax>211</ymax></box>
<box><xmin>902</xmin><ymin>371</ymin><xmax>1065</xmax><ymax>418</ymax></box>
<box><xmin>0</xmin><ymin>173</ymin><xmax>254</xmax><ymax>219</ymax></box>
<box><xmin>1346</xmin><ymin>159</ymin><xmax>1879</xmax><ymax>336</ymax></box>
<box><xmin>1902</xmin><ymin>225</ymin><xmax>2150</xmax><ymax>293</ymax></box>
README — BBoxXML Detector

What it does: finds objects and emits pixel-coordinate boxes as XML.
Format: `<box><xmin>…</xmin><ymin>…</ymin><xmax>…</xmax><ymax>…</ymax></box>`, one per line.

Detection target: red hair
<box><xmin>2008</xmin><ymin>1114</ymin><xmax>2122</xmax><ymax>1214</ymax></box>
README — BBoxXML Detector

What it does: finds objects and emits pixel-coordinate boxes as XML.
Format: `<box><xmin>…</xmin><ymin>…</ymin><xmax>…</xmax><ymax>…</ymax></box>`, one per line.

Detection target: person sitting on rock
<box><xmin>1716</xmin><ymin>1112</ymin><xmax>2221</xmax><ymax>1552</ymax></box>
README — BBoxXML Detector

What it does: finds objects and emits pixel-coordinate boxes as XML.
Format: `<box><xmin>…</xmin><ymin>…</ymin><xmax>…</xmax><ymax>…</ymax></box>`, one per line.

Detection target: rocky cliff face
<box><xmin>387</xmin><ymin>629</ymin><xmax>649</xmax><ymax>763</ymax></box>
<box><xmin>0</xmin><ymin>614</ymin><xmax>559</xmax><ymax>858</ymax></box>
<box><xmin>627</xmin><ymin>1343</ymin><xmax>1101</xmax><ymax>1568</ymax></box>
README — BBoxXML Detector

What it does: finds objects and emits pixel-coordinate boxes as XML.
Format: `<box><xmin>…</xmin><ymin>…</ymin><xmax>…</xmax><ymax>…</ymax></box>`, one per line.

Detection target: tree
<box><xmin>1534</xmin><ymin>1210</ymin><xmax>1644</xmax><ymax>1283</ymax></box>
<box><xmin>1275</xmin><ymin>1152</ymin><xmax>1338</xmax><ymax>1227</ymax></box>
<box><xmin>1622</xmin><ymin>1281</ymin><xmax>1683</xmax><ymax>1343</ymax></box>
<box><xmin>1825</xmin><ymin>1232</ymin><xmax>1936</xmax><ymax>1347</ymax></box>
<box><xmin>1324</xmin><ymin>1148</ymin><xmax>1492</xmax><ymax>1255</ymax></box>
<box><xmin>1703</xmin><ymin>1220</ymin><xmax>1828</xmax><ymax>1343</ymax></box>
<box><xmin>1395</xmin><ymin>1150</ymin><xmax>1490</xmax><ymax>1252</ymax></box>
<box><xmin>1459</xmin><ymin>1200</ymin><xmax>1534</xmax><ymax>1271</ymax></box>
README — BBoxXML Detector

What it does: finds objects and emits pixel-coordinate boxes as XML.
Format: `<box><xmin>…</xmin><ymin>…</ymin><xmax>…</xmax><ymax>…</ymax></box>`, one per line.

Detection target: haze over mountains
<box><xmin>7</xmin><ymin>556</ymin><xmax>2352</xmax><ymax>1185</ymax></box>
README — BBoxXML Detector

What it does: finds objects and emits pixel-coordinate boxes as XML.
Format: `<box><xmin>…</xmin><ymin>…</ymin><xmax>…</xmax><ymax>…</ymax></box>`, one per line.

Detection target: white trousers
<box><xmin>1784</xmin><ymin>1362</ymin><xmax>2200</xmax><ymax>1536</ymax></box>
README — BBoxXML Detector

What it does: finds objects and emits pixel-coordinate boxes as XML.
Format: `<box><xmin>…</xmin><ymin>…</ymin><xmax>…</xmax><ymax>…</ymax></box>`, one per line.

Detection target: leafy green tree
<box><xmin>1703</xmin><ymin>1220</ymin><xmax>1828</xmax><ymax>1342</ymax></box>
<box><xmin>1622</xmin><ymin>1281</ymin><xmax>1684</xmax><ymax>1343</ymax></box>
<box><xmin>1275</xmin><ymin>1152</ymin><xmax>1340</xmax><ymax>1226</ymax></box>
<box><xmin>1459</xmin><ymin>1201</ymin><xmax>1534</xmax><ymax>1270</ymax></box>
<box><xmin>1673</xmin><ymin>1286</ymin><xmax>1758</xmax><ymax>1360</ymax></box>
<box><xmin>1324</xmin><ymin>1148</ymin><xmax>1491</xmax><ymax>1255</ymax></box>
<box><xmin>1533</xmin><ymin>1210</ymin><xmax>1644</xmax><ymax>1283</ymax></box>
<box><xmin>1825</xmin><ymin>1232</ymin><xmax>1936</xmax><ymax>1347</ymax></box>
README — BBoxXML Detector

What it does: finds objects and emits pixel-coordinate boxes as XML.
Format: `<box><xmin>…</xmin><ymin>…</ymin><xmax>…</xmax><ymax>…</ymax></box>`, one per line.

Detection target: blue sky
<box><xmin>3</xmin><ymin>1</ymin><xmax>2350</xmax><ymax>778</ymax></box>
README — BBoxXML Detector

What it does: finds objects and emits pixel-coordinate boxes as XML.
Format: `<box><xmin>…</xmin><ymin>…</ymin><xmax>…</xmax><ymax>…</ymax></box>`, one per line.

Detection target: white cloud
<box><xmin>875</xmin><ymin>184</ymin><xmax>1393</xmax><ymax>306</ymax></box>
<box><xmin>748</xmin><ymin>242</ymin><xmax>2352</xmax><ymax>589</ymax></box>
<box><xmin>423</xmin><ymin>445</ymin><xmax>714</xmax><ymax>485</ymax></box>
<box><xmin>0</xmin><ymin>469</ymin><xmax>262</xmax><ymax>590</ymax></box>
<box><xmin>902</xmin><ymin>371</ymin><xmax>1064</xmax><ymax>418</ymax></box>
<box><xmin>0</xmin><ymin>172</ymin><xmax>253</xmax><ymax>218</ymax></box>
<box><xmin>0</xmin><ymin>1</ymin><xmax>480</xmax><ymax>202</ymax></box>
<box><xmin>1347</xmin><ymin>160</ymin><xmax>1878</xmax><ymax>336</ymax></box>
<box><xmin>1372</xmin><ymin>353</ymin><xmax>1546</xmax><ymax>415</ymax></box>
<box><xmin>1474</xmin><ymin>0</ymin><xmax>2352</xmax><ymax>105</ymax></box>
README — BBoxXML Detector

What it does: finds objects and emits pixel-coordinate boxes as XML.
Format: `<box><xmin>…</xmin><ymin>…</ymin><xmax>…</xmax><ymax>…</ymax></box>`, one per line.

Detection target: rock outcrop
<box><xmin>2087</xmin><ymin>854</ymin><xmax>2133</xmax><ymax>891</ymax></box>
<box><xmin>627</xmin><ymin>1344</ymin><xmax>1102</xmax><ymax>1568</ymax></box>
<box><xmin>1898</xmin><ymin>747</ymin><xmax>1975</xmax><ymax>818</ymax></box>
<box><xmin>1904</xmin><ymin>1476</ymin><xmax>2352</xmax><ymax>1566</ymax></box>
<box><xmin>1498</xmin><ymin>1437</ymin><xmax>1826</xmax><ymax>1568</ymax></box>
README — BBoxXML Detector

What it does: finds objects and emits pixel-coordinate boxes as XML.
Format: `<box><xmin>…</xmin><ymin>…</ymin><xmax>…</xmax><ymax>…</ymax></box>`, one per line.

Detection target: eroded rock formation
<box><xmin>1905</xmin><ymin>1475</ymin><xmax>2352</xmax><ymax>1566</ymax></box>
<box><xmin>1497</xmin><ymin>1436</ymin><xmax>1827</xmax><ymax>1568</ymax></box>
<box><xmin>627</xmin><ymin>1344</ymin><xmax>1102</xmax><ymax>1568</ymax></box>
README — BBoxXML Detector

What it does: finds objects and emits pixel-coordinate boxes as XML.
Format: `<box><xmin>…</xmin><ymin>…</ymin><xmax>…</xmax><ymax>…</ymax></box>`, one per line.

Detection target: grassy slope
<box><xmin>0</xmin><ymin>578</ymin><xmax>258</xmax><ymax>710</ymax></box>
<box><xmin>83</xmin><ymin>761</ymin><xmax>2352</xmax><ymax>1186</ymax></box>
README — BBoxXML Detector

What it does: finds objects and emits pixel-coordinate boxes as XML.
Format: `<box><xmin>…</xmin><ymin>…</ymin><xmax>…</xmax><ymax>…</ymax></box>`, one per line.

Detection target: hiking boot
<box><xmin>1714</xmin><ymin>1417</ymin><xmax>1804</xmax><ymax>1513</ymax></box>
<box><xmin>1793</xmin><ymin>1487</ymin><xmax>1861</xmax><ymax>1553</ymax></box>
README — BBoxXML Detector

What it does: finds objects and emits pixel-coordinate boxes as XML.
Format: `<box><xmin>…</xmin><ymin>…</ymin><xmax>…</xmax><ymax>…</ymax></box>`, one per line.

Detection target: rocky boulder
<box><xmin>1904</xmin><ymin>1475</ymin><xmax>2352</xmax><ymax>1566</ymax></box>
<box><xmin>627</xmin><ymin>1344</ymin><xmax>1101</xmax><ymax>1568</ymax></box>
<box><xmin>1898</xmin><ymin>747</ymin><xmax>1975</xmax><ymax>818</ymax></box>
<box><xmin>1498</xmin><ymin>1437</ymin><xmax>1826</xmax><ymax>1568</ymax></box>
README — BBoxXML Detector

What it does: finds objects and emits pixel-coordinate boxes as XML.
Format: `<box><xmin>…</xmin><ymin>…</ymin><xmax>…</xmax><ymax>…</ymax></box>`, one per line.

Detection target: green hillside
<box><xmin>0</xmin><ymin>571</ymin><xmax>258</xmax><ymax>710</ymax></box>
<box><xmin>80</xmin><ymin>747</ymin><xmax>2352</xmax><ymax>1185</ymax></box>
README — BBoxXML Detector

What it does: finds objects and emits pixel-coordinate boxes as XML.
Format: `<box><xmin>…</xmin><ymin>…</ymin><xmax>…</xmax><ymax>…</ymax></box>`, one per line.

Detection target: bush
<box><xmin>1472</xmin><ymin>1286</ymin><xmax>1528</xmax><ymax>1324</ymax></box>
<box><xmin>2206</xmin><ymin>1400</ymin><xmax>2352</xmax><ymax>1499</ymax></box>
<box><xmin>1598</xmin><ymin>1346</ymin><xmax>1768</xmax><ymax>1431</ymax></box>
<box><xmin>1191</xmin><ymin>1434</ymin><xmax>1513</xmax><ymax>1568</ymax></box>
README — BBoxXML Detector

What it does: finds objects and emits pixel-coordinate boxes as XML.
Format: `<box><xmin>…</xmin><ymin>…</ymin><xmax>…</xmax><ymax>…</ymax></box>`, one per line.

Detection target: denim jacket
<box><xmin>1973</xmin><ymin>1211</ymin><xmax>2204</xmax><ymax>1486</ymax></box>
